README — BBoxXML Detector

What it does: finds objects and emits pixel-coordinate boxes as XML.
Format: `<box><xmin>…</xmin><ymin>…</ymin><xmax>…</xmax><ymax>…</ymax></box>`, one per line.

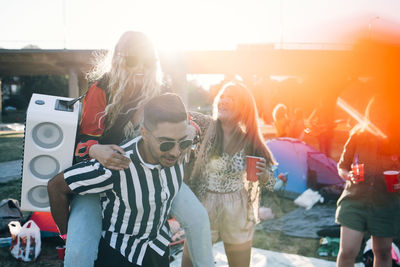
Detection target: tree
<box><xmin>186</xmin><ymin>80</ymin><xmax>213</xmax><ymax>114</ymax></box>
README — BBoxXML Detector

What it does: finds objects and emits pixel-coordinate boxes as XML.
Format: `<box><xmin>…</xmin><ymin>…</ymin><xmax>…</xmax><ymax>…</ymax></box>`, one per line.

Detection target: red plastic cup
<box><xmin>383</xmin><ymin>171</ymin><xmax>399</xmax><ymax>193</ymax></box>
<box><xmin>246</xmin><ymin>156</ymin><xmax>263</xmax><ymax>182</ymax></box>
<box><xmin>56</xmin><ymin>246</ymin><xmax>65</xmax><ymax>260</ymax></box>
<box><xmin>351</xmin><ymin>163</ymin><xmax>364</xmax><ymax>183</ymax></box>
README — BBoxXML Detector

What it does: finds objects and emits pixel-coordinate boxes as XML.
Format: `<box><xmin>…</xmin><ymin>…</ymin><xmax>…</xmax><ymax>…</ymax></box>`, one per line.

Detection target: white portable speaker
<box><xmin>21</xmin><ymin>93</ymin><xmax>81</xmax><ymax>211</ymax></box>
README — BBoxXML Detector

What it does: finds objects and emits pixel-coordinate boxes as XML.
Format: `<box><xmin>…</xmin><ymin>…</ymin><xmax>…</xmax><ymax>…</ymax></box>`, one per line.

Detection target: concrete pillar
<box><xmin>78</xmin><ymin>74</ymin><xmax>88</xmax><ymax>96</ymax></box>
<box><xmin>0</xmin><ymin>78</ymin><xmax>2</xmax><ymax>123</ymax></box>
<box><xmin>68</xmin><ymin>68</ymin><xmax>79</xmax><ymax>98</ymax></box>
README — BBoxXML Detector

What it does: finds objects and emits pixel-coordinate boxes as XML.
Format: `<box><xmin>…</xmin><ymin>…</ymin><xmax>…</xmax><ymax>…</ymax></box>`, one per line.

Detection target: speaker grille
<box><xmin>27</xmin><ymin>186</ymin><xmax>49</xmax><ymax>208</ymax></box>
<box><xmin>32</xmin><ymin>122</ymin><xmax>63</xmax><ymax>148</ymax></box>
<box><xmin>29</xmin><ymin>155</ymin><xmax>60</xmax><ymax>179</ymax></box>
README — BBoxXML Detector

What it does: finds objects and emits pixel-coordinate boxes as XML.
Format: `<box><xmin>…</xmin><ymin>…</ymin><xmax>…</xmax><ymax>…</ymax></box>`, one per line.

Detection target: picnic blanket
<box><xmin>257</xmin><ymin>204</ymin><xmax>338</xmax><ymax>239</ymax></box>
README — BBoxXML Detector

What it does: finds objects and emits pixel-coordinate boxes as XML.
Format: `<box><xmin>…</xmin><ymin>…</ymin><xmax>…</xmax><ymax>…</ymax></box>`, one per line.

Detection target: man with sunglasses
<box><xmin>48</xmin><ymin>93</ymin><xmax>201</xmax><ymax>267</ymax></box>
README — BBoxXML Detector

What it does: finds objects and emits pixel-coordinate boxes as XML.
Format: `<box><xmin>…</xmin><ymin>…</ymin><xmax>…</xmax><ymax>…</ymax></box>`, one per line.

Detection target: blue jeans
<box><xmin>64</xmin><ymin>183</ymin><xmax>214</xmax><ymax>267</ymax></box>
<box><xmin>170</xmin><ymin>183</ymin><xmax>214</xmax><ymax>267</ymax></box>
<box><xmin>64</xmin><ymin>194</ymin><xmax>102</xmax><ymax>267</ymax></box>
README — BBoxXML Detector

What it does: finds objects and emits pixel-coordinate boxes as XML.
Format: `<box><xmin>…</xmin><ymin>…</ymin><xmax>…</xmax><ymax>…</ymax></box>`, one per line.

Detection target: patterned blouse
<box><xmin>186</xmin><ymin>111</ymin><xmax>276</xmax><ymax>224</ymax></box>
<box><xmin>205</xmin><ymin>150</ymin><xmax>245</xmax><ymax>193</ymax></box>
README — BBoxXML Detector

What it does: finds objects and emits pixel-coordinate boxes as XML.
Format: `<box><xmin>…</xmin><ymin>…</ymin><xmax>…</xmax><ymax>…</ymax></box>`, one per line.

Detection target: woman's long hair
<box><xmin>211</xmin><ymin>82</ymin><xmax>276</xmax><ymax>165</ymax></box>
<box><xmin>188</xmin><ymin>82</ymin><xmax>276</xmax><ymax>199</ymax></box>
<box><xmin>87</xmin><ymin>31</ymin><xmax>162</xmax><ymax>133</ymax></box>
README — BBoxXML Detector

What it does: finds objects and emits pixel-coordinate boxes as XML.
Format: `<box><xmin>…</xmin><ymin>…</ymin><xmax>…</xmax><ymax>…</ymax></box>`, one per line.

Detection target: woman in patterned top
<box><xmin>183</xmin><ymin>81</ymin><xmax>277</xmax><ymax>267</ymax></box>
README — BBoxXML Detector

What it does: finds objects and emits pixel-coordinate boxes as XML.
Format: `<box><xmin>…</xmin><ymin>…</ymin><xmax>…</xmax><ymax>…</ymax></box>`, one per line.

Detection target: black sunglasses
<box><xmin>148</xmin><ymin>131</ymin><xmax>193</xmax><ymax>152</ymax></box>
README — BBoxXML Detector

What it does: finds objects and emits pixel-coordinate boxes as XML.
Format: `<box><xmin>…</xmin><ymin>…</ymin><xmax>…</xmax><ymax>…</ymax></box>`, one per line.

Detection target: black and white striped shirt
<box><xmin>64</xmin><ymin>136</ymin><xmax>183</xmax><ymax>265</ymax></box>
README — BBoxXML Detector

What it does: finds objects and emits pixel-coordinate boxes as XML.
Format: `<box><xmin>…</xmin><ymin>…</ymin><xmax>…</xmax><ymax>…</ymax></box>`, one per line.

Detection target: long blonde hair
<box><xmin>87</xmin><ymin>31</ymin><xmax>162</xmax><ymax>133</ymax></box>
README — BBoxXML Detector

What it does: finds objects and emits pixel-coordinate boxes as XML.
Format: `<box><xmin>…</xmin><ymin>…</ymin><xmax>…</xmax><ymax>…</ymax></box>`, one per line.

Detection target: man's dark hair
<box><xmin>143</xmin><ymin>93</ymin><xmax>187</xmax><ymax>130</ymax></box>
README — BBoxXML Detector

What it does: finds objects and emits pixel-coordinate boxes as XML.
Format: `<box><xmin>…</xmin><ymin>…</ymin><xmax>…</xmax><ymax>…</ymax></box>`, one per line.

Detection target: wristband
<box><xmin>60</xmin><ymin>234</ymin><xmax>67</xmax><ymax>240</ymax></box>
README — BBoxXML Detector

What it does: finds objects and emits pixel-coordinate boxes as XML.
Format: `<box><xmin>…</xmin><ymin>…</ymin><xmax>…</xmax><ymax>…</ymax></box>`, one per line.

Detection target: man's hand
<box><xmin>89</xmin><ymin>144</ymin><xmax>130</xmax><ymax>170</ymax></box>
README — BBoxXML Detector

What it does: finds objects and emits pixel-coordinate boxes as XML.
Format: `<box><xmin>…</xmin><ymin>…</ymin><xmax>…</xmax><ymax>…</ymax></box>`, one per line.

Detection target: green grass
<box><xmin>253</xmin><ymin>192</ymin><xmax>338</xmax><ymax>261</ymax></box>
<box><xmin>0</xmin><ymin>131</ymin><xmax>24</xmax><ymax>162</ymax></box>
<box><xmin>0</xmin><ymin>180</ymin><xmax>21</xmax><ymax>201</ymax></box>
<box><xmin>1</xmin><ymin>111</ymin><xmax>26</xmax><ymax>124</ymax></box>
<box><xmin>253</xmin><ymin>230</ymin><xmax>324</xmax><ymax>259</ymax></box>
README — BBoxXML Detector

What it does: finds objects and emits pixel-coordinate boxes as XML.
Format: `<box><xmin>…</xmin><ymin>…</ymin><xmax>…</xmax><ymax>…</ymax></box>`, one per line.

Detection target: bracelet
<box><xmin>59</xmin><ymin>234</ymin><xmax>67</xmax><ymax>240</ymax></box>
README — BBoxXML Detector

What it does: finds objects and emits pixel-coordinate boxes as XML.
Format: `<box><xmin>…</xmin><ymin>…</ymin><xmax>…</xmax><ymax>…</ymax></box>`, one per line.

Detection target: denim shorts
<box><xmin>335</xmin><ymin>198</ymin><xmax>400</xmax><ymax>237</ymax></box>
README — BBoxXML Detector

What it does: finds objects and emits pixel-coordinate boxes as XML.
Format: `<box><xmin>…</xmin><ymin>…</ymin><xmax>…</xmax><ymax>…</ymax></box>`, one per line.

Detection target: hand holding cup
<box><xmin>349</xmin><ymin>163</ymin><xmax>364</xmax><ymax>184</ymax></box>
<box><xmin>346</xmin><ymin>171</ymin><xmax>358</xmax><ymax>184</ymax></box>
<box><xmin>246</xmin><ymin>156</ymin><xmax>266</xmax><ymax>182</ymax></box>
<box><xmin>255</xmin><ymin>157</ymin><xmax>268</xmax><ymax>178</ymax></box>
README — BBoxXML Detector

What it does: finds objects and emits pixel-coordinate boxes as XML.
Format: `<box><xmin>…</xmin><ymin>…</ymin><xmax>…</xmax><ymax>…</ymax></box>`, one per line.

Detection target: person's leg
<box><xmin>371</xmin><ymin>236</ymin><xmax>393</xmax><ymax>267</ymax></box>
<box><xmin>219</xmin><ymin>189</ymin><xmax>254</xmax><ymax>267</ymax></box>
<box><xmin>65</xmin><ymin>194</ymin><xmax>102</xmax><ymax>267</ymax></box>
<box><xmin>95</xmin><ymin>237</ymin><xmax>149</xmax><ymax>267</ymax></box>
<box><xmin>141</xmin><ymin>247</ymin><xmax>170</xmax><ymax>267</ymax></box>
<box><xmin>336</xmin><ymin>226</ymin><xmax>364</xmax><ymax>267</ymax></box>
<box><xmin>181</xmin><ymin>243</ymin><xmax>193</xmax><ymax>267</ymax></box>
<box><xmin>224</xmin><ymin>240</ymin><xmax>252</xmax><ymax>267</ymax></box>
<box><xmin>95</xmin><ymin>238</ymin><xmax>128</xmax><ymax>267</ymax></box>
<box><xmin>170</xmin><ymin>183</ymin><xmax>214</xmax><ymax>267</ymax></box>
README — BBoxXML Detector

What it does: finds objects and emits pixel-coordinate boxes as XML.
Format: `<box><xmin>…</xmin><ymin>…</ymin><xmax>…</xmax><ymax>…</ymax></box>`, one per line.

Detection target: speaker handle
<box><xmin>67</xmin><ymin>91</ymin><xmax>88</xmax><ymax>107</ymax></box>
<box><xmin>55</xmin><ymin>91</ymin><xmax>87</xmax><ymax>112</ymax></box>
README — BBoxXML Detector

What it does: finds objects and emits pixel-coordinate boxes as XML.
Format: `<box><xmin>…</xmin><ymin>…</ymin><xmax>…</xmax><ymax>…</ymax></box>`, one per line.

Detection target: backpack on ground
<box><xmin>0</xmin><ymin>199</ymin><xmax>23</xmax><ymax>232</ymax></box>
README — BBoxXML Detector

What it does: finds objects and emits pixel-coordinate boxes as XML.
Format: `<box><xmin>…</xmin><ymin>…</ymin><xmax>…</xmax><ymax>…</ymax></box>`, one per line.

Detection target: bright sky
<box><xmin>1</xmin><ymin>0</ymin><xmax>400</xmax><ymax>51</ymax></box>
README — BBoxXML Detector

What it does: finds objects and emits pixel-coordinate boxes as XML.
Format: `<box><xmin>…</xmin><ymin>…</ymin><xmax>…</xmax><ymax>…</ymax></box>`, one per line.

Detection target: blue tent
<box><xmin>266</xmin><ymin>137</ymin><xmax>344</xmax><ymax>199</ymax></box>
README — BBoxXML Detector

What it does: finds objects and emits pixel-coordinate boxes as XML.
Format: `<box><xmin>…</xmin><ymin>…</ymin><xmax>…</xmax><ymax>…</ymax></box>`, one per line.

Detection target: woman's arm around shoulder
<box><xmin>188</xmin><ymin>111</ymin><xmax>212</xmax><ymax>142</ymax></box>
